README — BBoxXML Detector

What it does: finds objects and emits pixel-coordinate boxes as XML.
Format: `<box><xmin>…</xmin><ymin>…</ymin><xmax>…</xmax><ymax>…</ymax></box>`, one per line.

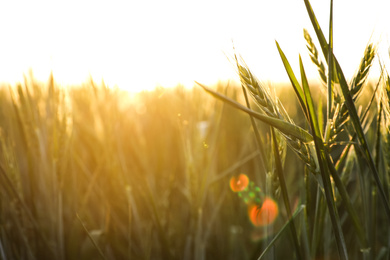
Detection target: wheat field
<box><xmin>1</xmin><ymin>0</ymin><xmax>390</xmax><ymax>259</ymax></box>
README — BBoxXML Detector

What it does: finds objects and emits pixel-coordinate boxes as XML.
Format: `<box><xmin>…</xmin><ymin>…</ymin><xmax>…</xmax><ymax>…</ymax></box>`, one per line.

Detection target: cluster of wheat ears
<box><xmin>197</xmin><ymin>0</ymin><xmax>390</xmax><ymax>259</ymax></box>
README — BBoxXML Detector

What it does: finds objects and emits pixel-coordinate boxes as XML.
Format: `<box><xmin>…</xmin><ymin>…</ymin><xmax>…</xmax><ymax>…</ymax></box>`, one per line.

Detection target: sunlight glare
<box><xmin>0</xmin><ymin>0</ymin><xmax>389</xmax><ymax>92</ymax></box>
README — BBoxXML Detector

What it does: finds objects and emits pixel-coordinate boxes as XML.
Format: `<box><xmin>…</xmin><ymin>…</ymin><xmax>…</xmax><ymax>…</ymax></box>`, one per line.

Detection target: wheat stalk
<box><xmin>236</xmin><ymin>59</ymin><xmax>319</xmax><ymax>173</ymax></box>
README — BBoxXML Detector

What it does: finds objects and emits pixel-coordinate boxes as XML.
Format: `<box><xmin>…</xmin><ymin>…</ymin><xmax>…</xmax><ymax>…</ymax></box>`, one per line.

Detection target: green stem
<box><xmin>271</xmin><ymin>128</ymin><xmax>304</xmax><ymax>260</ymax></box>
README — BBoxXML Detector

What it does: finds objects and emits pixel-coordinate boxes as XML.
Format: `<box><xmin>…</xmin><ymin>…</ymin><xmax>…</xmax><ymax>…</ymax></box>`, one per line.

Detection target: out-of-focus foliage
<box><xmin>0</xmin><ymin>76</ymin><xmax>308</xmax><ymax>259</ymax></box>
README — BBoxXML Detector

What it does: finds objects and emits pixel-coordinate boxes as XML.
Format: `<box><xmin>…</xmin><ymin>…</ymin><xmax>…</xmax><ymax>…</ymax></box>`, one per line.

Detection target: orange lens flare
<box><xmin>248</xmin><ymin>197</ymin><xmax>279</xmax><ymax>227</ymax></box>
<box><xmin>230</xmin><ymin>174</ymin><xmax>249</xmax><ymax>192</ymax></box>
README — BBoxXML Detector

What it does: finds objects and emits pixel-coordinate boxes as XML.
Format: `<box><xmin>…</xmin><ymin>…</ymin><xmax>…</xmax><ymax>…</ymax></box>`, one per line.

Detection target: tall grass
<box><xmin>1</xmin><ymin>75</ymin><xmax>296</xmax><ymax>259</ymax></box>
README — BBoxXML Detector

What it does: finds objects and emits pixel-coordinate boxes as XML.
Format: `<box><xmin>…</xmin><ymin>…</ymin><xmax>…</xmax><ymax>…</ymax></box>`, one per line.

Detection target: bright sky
<box><xmin>0</xmin><ymin>0</ymin><xmax>389</xmax><ymax>92</ymax></box>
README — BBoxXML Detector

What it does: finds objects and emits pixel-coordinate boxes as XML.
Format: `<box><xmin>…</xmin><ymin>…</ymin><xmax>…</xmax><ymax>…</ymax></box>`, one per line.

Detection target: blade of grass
<box><xmin>317</xmin><ymin>98</ymin><xmax>324</xmax><ymax>138</ymax></box>
<box><xmin>240</xmin><ymin>85</ymin><xmax>268</xmax><ymax>173</ymax></box>
<box><xmin>300</xmin><ymin>203</ymin><xmax>311</xmax><ymax>260</ymax></box>
<box><xmin>195</xmin><ymin>82</ymin><xmax>313</xmax><ymax>143</ymax></box>
<box><xmin>310</xmin><ymin>187</ymin><xmax>325</xmax><ymax>258</ymax></box>
<box><xmin>271</xmin><ymin>128</ymin><xmax>303</xmax><ymax>260</ymax></box>
<box><xmin>327</xmin><ymin>0</ymin><xmax>334</xmax><ymax>121</ymax></box>
<box><xmin>300</xmin><ymin>56</ymin><xmax>348</xmax><ymax>260</ymax></box>
<box><xmin>258</xmin><ymin>205</ymin><xmax>305</xmax><ymax>260</ymax></box>
<box><xmin>275</xmin><ymin>41</ymin><xmax>308</xmax><ymax>121</ymax></box>
<box><xmin>302</xmin><ymin>0</ymin><xmax>328</xmax><ymax>61</ymax></box>
<box><xmin>76</xmin><ymin>214</ymin><xmax>108</xmax><ymax>260</ymax></box>
<box><xmin>0</xmin><ymin>236</ymin><xmax>6</xmax><ymax>260</ymax></box>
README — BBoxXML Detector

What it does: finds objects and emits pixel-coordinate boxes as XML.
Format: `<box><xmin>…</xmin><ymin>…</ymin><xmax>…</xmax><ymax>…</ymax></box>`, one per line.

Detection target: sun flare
<box><xmin>0</xmin><ymin>0</ymin><xmax>388</xmax><ymax>92</ymax></box>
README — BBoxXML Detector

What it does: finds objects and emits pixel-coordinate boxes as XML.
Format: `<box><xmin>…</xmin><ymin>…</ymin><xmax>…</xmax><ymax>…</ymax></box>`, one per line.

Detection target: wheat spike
<box><xmin>350</xmin><ymin>44</ymin><xmax>376</xmax><ymax>97</ymax></box>
<box><xmin>328</xmin><ymin>43</ymin><xmax>377</xmax><ymax>143</ymax></box>
<box><xmin>236</xmin><ymin>62</ymin><xmax>281</xmax><ymax>119</ymax></box>
<box><xmin>236</xmin><ymin>59</ymin><xmax>319</xmax><ymax>173</ymax></box>
<box><xmin>304</xmin><ymin>29</ymin><xmax>327</xmax><ymax>85</ymax></box>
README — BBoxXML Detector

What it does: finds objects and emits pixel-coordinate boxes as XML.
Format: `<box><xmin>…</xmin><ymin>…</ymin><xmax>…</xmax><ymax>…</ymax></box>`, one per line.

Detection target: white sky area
<box><xmin>0</xmin><ymin>0</ymin><xmax>389</xmax><ymax>92</ymax></box>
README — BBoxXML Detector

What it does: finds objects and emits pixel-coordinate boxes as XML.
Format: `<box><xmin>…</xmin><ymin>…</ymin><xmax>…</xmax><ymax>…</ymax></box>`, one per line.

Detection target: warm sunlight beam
<box><xmin>0</xmin><ymin>0</ymin><xmax>388</xmax><ymax>92</ymax></box>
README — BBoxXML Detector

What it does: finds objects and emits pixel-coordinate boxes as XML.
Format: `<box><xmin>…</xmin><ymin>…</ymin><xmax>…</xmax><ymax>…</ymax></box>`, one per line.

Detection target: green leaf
<box><xmin>300</xmin><ymin>56</ymin><xmax>349</xmax><ymax>260</ymax></box>
<box><xmin>258</xmin><ymin>205</ymin><xmax>305</xmax><ymax>260</ymax></box>
<box><xmin>326</xmin><ymin>0</ymin><xmax>334</xmax><ymax>120</ymax></box>
<box><xmin>241</xmin><ymin>85</ymin><xmax>269</xmax><ymax>174</ymax></box>
<box><xmin>303</xmin><ymin>0</ymin><xmax>328</xmax><ymax>61</ymax></box>
<box><xmin>196</xmin><ymin>81</ymin><xmax>313</xmax><ymax>143</ymax></box>
<box><xmin>275</xmin><ymin>41</ymin><xmax>309</xmax><ymax>121</ymax></box>
<box><xmin>271</xmin><ymin>128</ymin><xmax>303</xmax><ymax>260</ymax></box>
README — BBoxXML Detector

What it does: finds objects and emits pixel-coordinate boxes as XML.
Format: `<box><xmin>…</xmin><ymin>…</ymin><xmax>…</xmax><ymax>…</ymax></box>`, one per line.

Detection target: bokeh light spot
<box><xmin>230</xmin><ymin>174</ymin><xmax>249</xmax><ymax>192</ymax></box>
<box><xmin>248</xmin><ymin>197</ymin><xmax>279</xmax><ymax>227</ymax></box>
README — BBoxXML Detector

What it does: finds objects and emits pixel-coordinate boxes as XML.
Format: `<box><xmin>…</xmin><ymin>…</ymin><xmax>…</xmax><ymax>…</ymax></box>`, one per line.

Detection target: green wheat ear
<box><xmin>234</xmin><ymin>58</ymin><xmax>319</xmax><ymax>174</ymax></box>
<box><xmin>328</xmin><ymin>43</ymin><xmax>377</xmax><ymax>143</ymax></box>
<box><xmin>304</xmin><ymin>29</ymin><xmax>327</xmax><ymax>85</ymax></box>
